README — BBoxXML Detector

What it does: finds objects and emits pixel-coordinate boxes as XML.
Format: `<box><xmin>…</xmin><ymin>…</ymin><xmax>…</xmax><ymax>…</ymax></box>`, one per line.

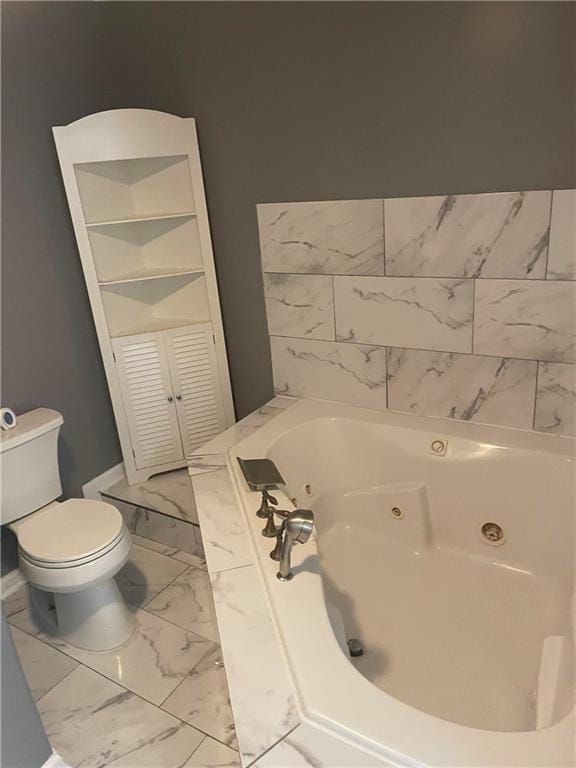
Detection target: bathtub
<box><xmin>228</xmin><ymin>398</ymin><xmax>575</xmax><ymax>767</ymax></box>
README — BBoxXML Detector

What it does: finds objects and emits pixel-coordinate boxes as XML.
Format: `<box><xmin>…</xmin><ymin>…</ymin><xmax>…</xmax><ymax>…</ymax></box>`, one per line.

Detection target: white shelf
<box><xmin>86</xmin><ymin>212</ymin><xmax>196</xmax><ymax>228</ymax></box>
<box><xmin>99</xmin><ymin>267</ymin><xmax>204</xmax><ymax>286</ymax></box>
<box><xmin>110</xmin><ymin>317</ymin><xmax>209</xmax><ymax>338</ymax></box>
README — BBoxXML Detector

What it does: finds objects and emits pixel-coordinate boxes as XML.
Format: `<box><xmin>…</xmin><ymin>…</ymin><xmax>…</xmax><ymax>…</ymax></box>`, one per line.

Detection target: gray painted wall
<box><xmin>2</xmin><ymin>2</ymin><xmax>575</xmax><ymax>499</ymax></box>
<box><xmin>1</xmin><ymin>612</ymin><xmax>52</xmax><ymax>768</ymax></box>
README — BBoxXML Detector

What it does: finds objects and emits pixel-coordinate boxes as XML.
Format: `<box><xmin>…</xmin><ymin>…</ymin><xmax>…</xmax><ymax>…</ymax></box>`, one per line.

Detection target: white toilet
<box><xmin>1</xmin><ymin>408</ymin><xmax>135</xmax><ymax>651</ymax></box>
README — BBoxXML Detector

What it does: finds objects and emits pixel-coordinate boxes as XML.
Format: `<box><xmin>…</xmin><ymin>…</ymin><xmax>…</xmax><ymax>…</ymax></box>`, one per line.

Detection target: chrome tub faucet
<box><xmin>273</xmin><ymin>509</ymin><xmax>314</xmax><ymax>581</ymax></box>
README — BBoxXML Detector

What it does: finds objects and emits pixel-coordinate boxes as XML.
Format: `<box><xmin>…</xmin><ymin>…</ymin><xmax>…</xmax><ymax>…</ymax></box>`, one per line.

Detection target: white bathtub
<box><xmin>229</xmin><ymin>399</ymin><xmax>575</xmax><ymax>767</ymax></box>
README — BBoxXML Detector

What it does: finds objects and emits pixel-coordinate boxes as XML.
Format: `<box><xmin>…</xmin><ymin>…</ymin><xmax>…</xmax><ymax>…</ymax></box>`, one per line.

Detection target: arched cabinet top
<box><xmin>53</xmin><ymin>109</ymin><xmax>196</xmax><ymax>163</ymax></box>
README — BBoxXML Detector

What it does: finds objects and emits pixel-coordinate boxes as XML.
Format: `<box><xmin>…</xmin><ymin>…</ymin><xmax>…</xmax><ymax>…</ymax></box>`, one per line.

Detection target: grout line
<box><xmin>180</xmin><ymin>734</ymin><xmax>208</xmax><ymax>765</ymax></box>
<box><xmin>470</xmin><ymin>279</ymin><xmax>477</xmax><ymax>354</ymax></box>
<box><xmin>244</xmin><ymin>723</ymin><xmax>301</xmax><ymax>768</ymax></box>
<box><xmin>268</xmin><ymin>334</ymin><xmax>576</xmax><ymax>367</ymax></box>
<box><xmin>101</xmin><ymin>491</ymin><xmax>201</xmax><ymax>528</ymax></box>
<box><xmin>382</xmin><ymin>198</ymin><xmax>387</xmax><ymax>277</ymax></box>
<box><xmin>30</xmin><ymin>662</ymin><xmax>80</xmax><ymax>705</ymax></box>
<box><xmin>544</xmin><ymin>191</ymin><xmax>554</xmax><ymax>280</ymax></box>
<box><xmin>532</xmin><ymin>361</ymin><xmax>541</xmax><ymax>430</ymax></box>
<box><xmin>331</xmin><ymin>275</ymin><xmax>337</xmax><ymax>341</ymax></box>
<box><xmin>261</xmin><ymin>271</ymin><xmax>568</xmax><ymax>282</ymax></box>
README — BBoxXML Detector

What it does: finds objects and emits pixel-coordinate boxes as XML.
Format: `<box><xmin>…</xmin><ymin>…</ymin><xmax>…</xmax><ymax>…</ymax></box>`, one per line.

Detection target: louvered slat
<box><xmin>164</xmin><ymin>323</ymin><xmax>226</xmax><ymax>456</ymax></box>
<box><xmin>112</xmin><ymin>333</ymin><xmax>183</xmax><ymax>469</ymax></box>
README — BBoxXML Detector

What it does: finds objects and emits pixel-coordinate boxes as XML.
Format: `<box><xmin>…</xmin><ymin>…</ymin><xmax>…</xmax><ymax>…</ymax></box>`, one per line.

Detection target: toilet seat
<box><xmin>17</xmin><ymin>499</ymin><xmax>124</xmax><ymax>567</ymax></box>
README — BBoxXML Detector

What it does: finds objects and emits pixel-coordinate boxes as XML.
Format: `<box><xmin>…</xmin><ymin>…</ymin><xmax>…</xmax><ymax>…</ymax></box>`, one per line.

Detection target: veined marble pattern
<box><xmin>387</xmin><ymin>348</ymin><xmax>537</xmax><ymax>428</ymax></box>
<box><xmin>146</xmin><ymin>566</ymin><xmax>219</xmax><ymax>642</ymax></box>
<box><xmin>5</xmin><ymin>585</ymin><xmax>214</xmax><ymax>706</ymax></box>
<box><xmin>264</xmin><ymin>273</ymin><xmax>335</xmax><ymax>340</ymax></box>
<box><xmin>257</xmin><ymin>200</ymin><xmax>384</xmax><ymax>275</ymax></box>
<box><xmin>36</xmin><ymin>665</ymin><xmax>205</xmax><ymax>768</ymax></box>
<box><xmin>252</xmin><ymin>723</ymin><xmax>387</xmax><ymax>767</ymax></box>
<box><xmin>534</xmin><ymin>362</ymin><xmax>576</xmax><ymax>436</ymax></box>
<box><xmin>104</xmin><ymin>468</ymin><xmax>198</xmax><ymax>523</ymax></box>
<box><xmin>385</xmin><ymin>191</ymin><xmax>551</xmax><ymax>278</ymax></box>
<box><xmin>210</xmin><ymin>565</ymin><xmax>298</xmax><ymax>764</ymax></box>
<box><xmin>130</xmin><ymin>534</ymin><xmax>207</xmax><ymax>569</ymax></box>
<box><xmin>547</xmin><ymin>190</ymin><xmax>576</xmax><ymax>280</ymax></box>
<box><xmin>335</xmin><ymin>276</ymin><xmax>473</xmax><ymax>353</ymax></box>
<box><xmin>8</xmin><ymin>625</ymin><xmax>77</xmax><ymax>701</ymax></box>
<box><xmin>271</xmin><ymin>336</ymin><xmax>387</xmax><ymax>409</ymax></box>
<box><xmin>163</xmin><ymin>645</ymin><xmax>236</xmax><ymax>747</ymax></box>
<box><xmin>474</xmin><ymin>279</ymin><xmax>576</xmax><ymax>363</ymax></box>
<box><xmin>192</xmin><ymin>466</ymin><xmax>254</xmax><ymax>573</ymax></box>
<box><xmin>108</xmin><ymin>498</ymin><xmax>200</xmax><ymax>555</ymax></box>
<box><xmin>184</xmin><ymin>737</ymin><xmax>240</xmax><ymax>767</ymax></box>
<box><xmin>116</xmin><ymin>542</ymin><xmax>189</xmax><ymax>606</ymax></box>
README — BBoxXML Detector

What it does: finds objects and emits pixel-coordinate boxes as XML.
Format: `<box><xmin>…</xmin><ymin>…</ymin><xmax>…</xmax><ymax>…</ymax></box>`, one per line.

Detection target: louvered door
<box><xmin>164</xmin><ymin>324</ymin><xmax>227</xmax><ymax>456</ymax></box>
<box><xmin>112</xmin><ymin>333</ymin><xmax>184</xmax><ymax>469</ymax></box>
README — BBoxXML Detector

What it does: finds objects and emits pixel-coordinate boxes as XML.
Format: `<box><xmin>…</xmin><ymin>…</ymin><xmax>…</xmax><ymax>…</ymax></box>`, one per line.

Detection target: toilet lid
<box><xmin>17</xmin><ymin>499</ymin><xmax>124</xmax><ymax>564</ymax></box>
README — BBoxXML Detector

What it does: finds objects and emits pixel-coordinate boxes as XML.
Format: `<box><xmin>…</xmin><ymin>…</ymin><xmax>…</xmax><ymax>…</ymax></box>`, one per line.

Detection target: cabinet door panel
<box><xmin>112</xmin><ymin>333</ymin><xmax>184</xmax><ymax>469</ymax></box>
<box><xmin>164</xmin><ymin>324</ymin><xmax>227</xmax><ymax>455</ymax></box>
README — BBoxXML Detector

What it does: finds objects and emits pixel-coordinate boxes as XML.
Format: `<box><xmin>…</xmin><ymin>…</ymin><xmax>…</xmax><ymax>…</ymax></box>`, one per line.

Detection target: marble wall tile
<box><xmin>257</xmin><ymin>200</ymin><xmax>384</xmax><ymax>275</ymax></box>
<box><xmin>264</xmin><ymin>273</ymin><xmax>335</xmax><ymax>340</ymax></box>
<box><xmin>335</xmin><ymin>276</ymin><xmax>473</xmax><ymax>353</ymax></box>
<box><xmin>474</xmin><ymin>279</ymin><xmax>576</xmax><ymax>363</ymax></box>
<box><xmin>37</xmin><ymin>665</ymin><xmax>205</xmax><ymax>768</ymax></box>
<box><xmin>271</xmin><ymin>336</ymin><xmax>387</xmax><ymax>409</ymax></box>
<box><xmin>387</xmin><ymin>348</ymin><xmax>537</xmax><ymax>429</ymax></box>
<box><xmin>385</xmin><ymin>191</ymin><xmax>551</xmax><ymax>278</ymax></box>
<box><xmin>210</xmin><ymin>565</ymin><xmax>299</xmax><ymax>764</ymax></box>
<box><xmin>534</xmin><ymin>362</ymin><xmax>576</xmax><ymax>436</ymax></box>
<box><xmin>547</xmin><ymin>190</ymin><xmax>576</xmax><ymax>280</ymax></box>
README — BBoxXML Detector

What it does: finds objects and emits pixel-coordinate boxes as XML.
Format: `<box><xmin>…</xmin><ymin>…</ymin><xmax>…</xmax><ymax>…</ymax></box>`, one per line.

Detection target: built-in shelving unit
<box><xmin>54</xmin><ymin>110</ymin><xmax>235</xmax><ymax>484</ymax></box>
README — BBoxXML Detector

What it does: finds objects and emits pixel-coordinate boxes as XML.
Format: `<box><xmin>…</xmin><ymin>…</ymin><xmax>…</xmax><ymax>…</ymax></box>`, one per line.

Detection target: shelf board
<box><xmin>110</xmin><ymin>317</ymin><xmax>210</xmax><ymax>338</ymax></box>
<box><xmin>86</xmin><ymin>212</ymin><xmax>196</xmax><ymax>228</ymax></box>
<box><xmin>99</xmin><ymin>268</ymin><xmax>204</xmax><ymax>287</ymax></box>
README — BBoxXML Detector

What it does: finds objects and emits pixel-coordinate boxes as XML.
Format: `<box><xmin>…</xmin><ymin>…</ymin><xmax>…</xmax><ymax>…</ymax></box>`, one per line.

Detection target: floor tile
<box><xmin>104</xmin><ymin>468</ymin><xmax>198</xmax><ymax>523</ymax></box>
<box><xmin>116</xmin><ymin>543</ymin><xmax>189</xmax><ymax>607</ymax></box>
<box><xmin>5</xmin><ymin>586</ymin><xmax>214</xmax><ymax>706</ymax></box>
<box><xmin>162</xmin><ymin>645</ymin><xmax>237</xmax><ymax>747</ymax></box>
<box><xmin>130</xmin><ymin>534</ymin><xmax>179</xmax><ymax>556</ymax></box>
<box><xmin>37</xmin><ymin>665</ymin><xmax>204</xmax><ymax>768</ymax></box>
<box><xmin>171</xmin><ymin>550</ymin><xmax>208</xmax><ymax>569</ymax></box>
<box><xmin>8</xmin><ymin>625</ymin><xmax>77</xmax><ymax>701</ymax></box>
<box><xmin>146</xmin><ymin>567</ymin><xmax>219</xmax><ymax>642</ymax></box>
<box><xmin>111</xmin><ymin>497</ymin><xmax>200</xmax><ymax>555</ymax></box>
<box><xmin>184</xmin><ymin>736</ymin><xmax>240</xmax><ymax>767</ymax></box>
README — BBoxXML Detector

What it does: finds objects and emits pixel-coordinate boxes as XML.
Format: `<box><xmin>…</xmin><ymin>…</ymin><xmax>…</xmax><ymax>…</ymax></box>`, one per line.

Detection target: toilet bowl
<box><xmin>10</xmin><ymin>499</ymin><xmax>136</xmax><ymax>651</ymax></box>
<box><xmin>0</xmin><ymin>407</ymin><xmax>138</xmax><ymax>653</ymax></box>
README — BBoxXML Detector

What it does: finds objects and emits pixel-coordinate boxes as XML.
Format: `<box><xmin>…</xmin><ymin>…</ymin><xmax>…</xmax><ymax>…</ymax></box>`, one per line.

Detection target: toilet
<box><xmin>1</xmin><ymin>408</ymin><xmax>135</xmax><ymax>651</ymax></box>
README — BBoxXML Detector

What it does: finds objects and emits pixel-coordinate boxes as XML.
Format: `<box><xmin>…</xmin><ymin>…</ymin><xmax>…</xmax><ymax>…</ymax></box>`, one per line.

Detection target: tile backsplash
<box><xmin>257</xmin><ymin>190</ymin><xmax>576</xmax><ymax>436</ymax></box>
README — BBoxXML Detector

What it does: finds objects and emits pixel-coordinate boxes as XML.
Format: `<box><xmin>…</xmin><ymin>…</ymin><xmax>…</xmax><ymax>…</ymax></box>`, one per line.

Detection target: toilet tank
<box><xmin>0</xmin><ymin>409</ymin><xmax>64</xmax><ymax>525</ymax></box>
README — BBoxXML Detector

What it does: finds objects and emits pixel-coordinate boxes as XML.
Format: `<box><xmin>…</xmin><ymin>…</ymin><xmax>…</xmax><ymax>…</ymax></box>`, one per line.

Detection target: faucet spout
<box><xmin>276</xmin><ymin>509</ymin><xmax>314</xmax><ymax>581</ymax></box>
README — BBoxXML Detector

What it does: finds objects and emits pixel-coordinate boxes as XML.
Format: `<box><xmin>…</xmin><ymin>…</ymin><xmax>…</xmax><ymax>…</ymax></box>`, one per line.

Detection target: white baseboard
<box><xmin>82</xmin><ymin>462</ymin><xmax>125</xmax><ymax>500</ymax></box>
<box><xmin>1</xmin><ymin>568</ymin><xmax>26</xmax><ymax>599</ymax></box>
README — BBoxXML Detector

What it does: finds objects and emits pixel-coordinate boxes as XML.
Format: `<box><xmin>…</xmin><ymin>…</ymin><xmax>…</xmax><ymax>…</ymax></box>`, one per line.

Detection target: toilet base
<box><xmin>32</xmin><ymin>579</ymin><xmax>137</xmax><ymax>651</ymax></box>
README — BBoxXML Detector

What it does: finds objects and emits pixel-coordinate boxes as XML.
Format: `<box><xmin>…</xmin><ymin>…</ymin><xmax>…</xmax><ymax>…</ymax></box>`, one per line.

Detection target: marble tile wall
<box><xmin>257</xmin><ymin>191</ymin><xmax>576</xmax><ymax>435</ymax></box>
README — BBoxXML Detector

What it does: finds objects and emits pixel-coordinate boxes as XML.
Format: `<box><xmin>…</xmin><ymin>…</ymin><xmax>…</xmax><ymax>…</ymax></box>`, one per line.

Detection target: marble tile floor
<box><xmin>3</xmin><ymin>533</ymin><xmax>241</xmax><ymax>768</ymax></box>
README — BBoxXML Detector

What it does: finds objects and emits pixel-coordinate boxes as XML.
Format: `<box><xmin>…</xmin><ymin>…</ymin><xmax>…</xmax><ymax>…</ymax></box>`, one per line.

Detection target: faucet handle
<box><xmin>256</xmin><ymin>489</ymin><xmax>277</xmax><ymax>519</ymax></box>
